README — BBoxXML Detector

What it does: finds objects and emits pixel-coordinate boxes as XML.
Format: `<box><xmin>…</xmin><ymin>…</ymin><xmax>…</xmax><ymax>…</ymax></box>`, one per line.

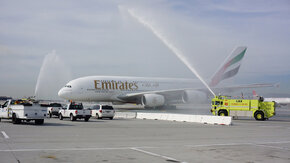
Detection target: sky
<box><xmin>0</xmin><ymin>0</ymin><xmax>290</xmax><ymax>99</ymax></box>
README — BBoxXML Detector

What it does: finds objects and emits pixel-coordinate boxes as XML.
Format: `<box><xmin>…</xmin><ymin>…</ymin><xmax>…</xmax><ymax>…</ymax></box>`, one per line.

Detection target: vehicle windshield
<box><xmin>69</xmin><ymin>104</ymin><xmax>83</xmax><ymax>110</ymax></box>
<box><xmin>102</xmin><ymin>105</ymin><xmax>114</xmax><ymax>110</ymax></box>
<box><xmin>215</xmin><ymin>101</ymin><xmax>221</xmax><ymax>105</ymax></box>
<box><xmin>92</xmin><ymin>105</ymin><xmax>100</xmax><ymax>110</ymax></box>
<box><xmin>50</xmin><ymin>103</ymin><xmax>62</xmax><ymax>107</ymax></box>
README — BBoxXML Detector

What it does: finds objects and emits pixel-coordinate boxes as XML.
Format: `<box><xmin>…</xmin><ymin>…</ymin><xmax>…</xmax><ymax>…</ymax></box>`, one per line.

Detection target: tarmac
<box><xmin>1</xmin><ymin>105</ymin><xmax>290</xmax><ymax>163</ymax></box>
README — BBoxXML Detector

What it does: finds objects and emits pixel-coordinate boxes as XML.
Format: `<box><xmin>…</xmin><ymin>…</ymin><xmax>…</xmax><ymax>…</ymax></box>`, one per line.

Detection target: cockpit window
<box><xmin>65</xmin><ymin>85</ymin><xmax>72</xmax><ymax>88</ymax></box>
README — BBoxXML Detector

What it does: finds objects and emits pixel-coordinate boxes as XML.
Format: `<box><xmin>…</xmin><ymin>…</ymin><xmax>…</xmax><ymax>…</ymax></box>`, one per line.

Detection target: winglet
<box><xmin>209</xmin><ymin>46</ymin><xmax>247</xmax><ymax>87</ymax></box>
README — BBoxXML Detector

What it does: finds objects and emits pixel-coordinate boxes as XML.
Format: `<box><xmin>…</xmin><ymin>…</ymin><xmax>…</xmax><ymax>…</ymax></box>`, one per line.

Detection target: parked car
<box><xmin>0</xmin><ymin>100</ymin><xmax>46</xmax><ymax>125</ymax></box>
<box><xmin>90</xmin><ymin>105</ymin><xmax>115</xmax><ymax>120</ymax></box>
<box><xmin>59</xmin><ymin>102</ymin><xmax>91</xmax><ymax>121</ymax></box>
<box><xmin>47</xmin><ymin>102</ymin><xmax>63</xmax><ymax>118</ymax></box>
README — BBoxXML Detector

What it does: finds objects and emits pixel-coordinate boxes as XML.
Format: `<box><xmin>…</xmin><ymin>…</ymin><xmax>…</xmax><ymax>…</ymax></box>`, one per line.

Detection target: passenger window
<box><xmin>103</xmin><ymin>106</ymin><xmax>113</xmax><ymax>110</ymax></box>
<box><xmin>93</xmin><ymin>105</ymin><xmax>100</xmax><ymax>110</ymax></box>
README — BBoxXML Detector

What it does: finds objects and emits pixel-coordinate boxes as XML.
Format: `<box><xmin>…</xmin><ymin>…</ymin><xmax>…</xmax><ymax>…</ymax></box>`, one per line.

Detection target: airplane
<box><xmin>58</xmin><ymin>47</ymin><xmax>274</xmax><ymax>108</ymax></box>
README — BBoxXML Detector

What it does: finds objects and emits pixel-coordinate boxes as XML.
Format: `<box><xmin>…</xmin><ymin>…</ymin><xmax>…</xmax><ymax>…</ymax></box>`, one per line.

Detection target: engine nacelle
<box><xmin>141</xmin><ymin>94</ymin><xmax>165</xmax><ymax>107</ymax></box>
<box><xmin>182</xmin><ymin>90</ymin><xmax>207</xmax><ymax>103</ymax></box>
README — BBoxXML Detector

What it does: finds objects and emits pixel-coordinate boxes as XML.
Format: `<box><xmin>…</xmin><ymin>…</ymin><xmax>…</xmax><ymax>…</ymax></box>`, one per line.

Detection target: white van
<box><xmin>90</xmin><ymin>105</ymin><xmax>115</xmax><ymax>120</ymax></box>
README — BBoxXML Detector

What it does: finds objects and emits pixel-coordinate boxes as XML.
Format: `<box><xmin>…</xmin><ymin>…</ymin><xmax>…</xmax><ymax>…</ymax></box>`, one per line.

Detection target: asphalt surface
<box><xmin>1</xmin><ymin>105</ymin><xmax>290</xmax><ymax>163</ymax></box>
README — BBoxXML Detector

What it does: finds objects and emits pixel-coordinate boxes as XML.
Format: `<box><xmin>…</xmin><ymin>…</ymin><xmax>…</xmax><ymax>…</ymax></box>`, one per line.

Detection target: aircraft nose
<box><xmin>58</xmin><ymin>88</ymin><xmax>65</xmax><ymax>98</ymax></box>
<box><xmin>58</xmin><ymin>87</ymin><xmax>71</xmax><ymax>99</ymax></box>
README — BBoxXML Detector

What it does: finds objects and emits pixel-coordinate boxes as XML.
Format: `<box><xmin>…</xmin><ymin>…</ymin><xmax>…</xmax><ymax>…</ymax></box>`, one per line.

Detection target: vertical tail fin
<box><xmin>209</xmin><ymin>46</ymin><xmax>247</xmax><ymax>87</ymax></box>
<box><xmin>253</xmin><ymin>90</ymin><xmax>258</xmax><ymax>97</ymax></box>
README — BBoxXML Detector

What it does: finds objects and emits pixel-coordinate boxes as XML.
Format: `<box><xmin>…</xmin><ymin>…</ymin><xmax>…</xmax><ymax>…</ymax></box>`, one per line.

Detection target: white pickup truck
<box><xmin>58</xmin><ymin>102</ymin><xmax>91</xmax><ymax>121</ymax></box>
<box><xmin>47</xmin><ymin>102</ymin><xmax>62</xmax><ymax>118</ymax></box>
<box><xmin>0</xmin><ymin>100</ymin><xmax>46</xmax><ymax>125</ymax></box>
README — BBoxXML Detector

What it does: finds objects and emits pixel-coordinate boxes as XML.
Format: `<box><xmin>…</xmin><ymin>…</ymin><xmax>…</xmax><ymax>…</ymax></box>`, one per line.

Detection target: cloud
<box><xmin>0</xmin><ymin>0</ymin><xmax>289</xmax><ymax>97</ymax></box>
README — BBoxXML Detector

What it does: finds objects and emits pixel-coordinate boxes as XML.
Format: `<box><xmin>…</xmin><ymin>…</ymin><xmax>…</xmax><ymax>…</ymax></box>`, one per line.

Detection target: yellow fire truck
<box><xmin>211</xmin><ymin>95</ymin><xmax>276</xmax><ymax>121</ymax></box>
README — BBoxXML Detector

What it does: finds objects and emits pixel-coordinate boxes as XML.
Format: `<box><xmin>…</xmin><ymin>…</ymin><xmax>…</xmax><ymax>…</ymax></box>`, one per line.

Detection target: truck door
<box><xmin>0</xmin><ymin>101</ymin><xmax>10</xmax><ymax>118</ymax></box>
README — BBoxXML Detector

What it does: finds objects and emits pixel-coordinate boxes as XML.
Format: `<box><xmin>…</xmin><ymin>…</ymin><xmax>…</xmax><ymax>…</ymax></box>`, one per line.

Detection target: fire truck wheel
<box><xmin>254</xmin><ymin>111</ymin><xmax>265</xmax><ymax>121</ymax></box>
<box><xmin>218</xmin><ymin>110</ymin><xmax>228</xmax><ymax>116</ymax></box>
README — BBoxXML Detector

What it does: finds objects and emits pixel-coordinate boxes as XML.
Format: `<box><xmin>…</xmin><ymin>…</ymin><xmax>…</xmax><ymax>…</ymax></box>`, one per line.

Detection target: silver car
<box><xmin>91</xmin><ymin>105</ymin><xmax>115</xmax><ymax>120</ymax></box>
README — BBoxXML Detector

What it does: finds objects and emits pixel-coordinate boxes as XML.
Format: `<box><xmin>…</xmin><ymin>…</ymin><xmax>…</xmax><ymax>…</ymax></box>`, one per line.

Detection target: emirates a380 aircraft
<box><xmin>58</xmin><ymin>47</ymin><xmax>272</xmax><ymax>108</ymax></box>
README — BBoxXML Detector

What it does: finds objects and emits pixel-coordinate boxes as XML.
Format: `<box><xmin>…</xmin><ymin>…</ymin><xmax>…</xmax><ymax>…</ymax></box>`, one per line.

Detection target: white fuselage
<box><xmin>264</xmin><ymin>98</ymin><xmax>290</xmax><ymax>105</ymax></box>
<box><xmin>58</xmin><ymin>76</ymin><xmax>204</xmax><ymax>102</ymax></box>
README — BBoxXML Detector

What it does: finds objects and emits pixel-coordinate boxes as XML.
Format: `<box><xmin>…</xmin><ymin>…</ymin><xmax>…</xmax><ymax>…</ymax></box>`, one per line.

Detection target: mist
<box><xmin>35</xmin><ymin>51</ymin><xmax>72</xmax><ymax>100</ymax></box>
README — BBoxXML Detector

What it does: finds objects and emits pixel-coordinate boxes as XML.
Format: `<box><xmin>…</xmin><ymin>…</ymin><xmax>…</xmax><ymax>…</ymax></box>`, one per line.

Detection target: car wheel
<box><xmin>35</xmin><ymin>119</ymin><xmax>44</xmax><ymax>125</ymax></box>
<box><xmin>59</xmin><ymin>114</ymin><xmax>63</xmax><ymax>120</ymax></box>
<box><xmin>70</xmin><ymin>114</ymin><xmax>76</xmax><ymax>121</ymax></box>
<box><xmin>12</xmin><ymin>113</ymin><xmax>21</xmax><ymax>124</ymax></box>
<box><xmin>96</xmin><ymin>113</ymin><xmax>100</xmax><ymax>119</ymax></box>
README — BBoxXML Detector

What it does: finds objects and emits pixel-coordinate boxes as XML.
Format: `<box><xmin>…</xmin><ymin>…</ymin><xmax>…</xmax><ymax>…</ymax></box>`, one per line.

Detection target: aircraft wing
<box><xmin>212</xmin><ymin>83</ymin><xmax>278</xmax><ymax>93</ymax></box>
<box><xmin>117</xmin><ymin>88</ymin><xmax>190</xmax><ymax>103</ymax></box>
<box><xmin>117</xmin><ymin>83</ymin><xmax>277</xmax><ymax>104</ymax></box>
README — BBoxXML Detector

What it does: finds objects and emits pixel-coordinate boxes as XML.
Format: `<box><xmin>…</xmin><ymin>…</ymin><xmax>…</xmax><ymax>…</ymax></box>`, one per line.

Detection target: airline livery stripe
<box><xmin>221</xmin><ymin>65</ymin><xmax>240</xmax><ymax>80</ymax></box>
<box><xmin>220</xmin><ymin>48</ymin><xmax>246</xmax><ymax>75</ymax></box>
<box><xmin>210</xmin><ymin>48</ymin><xmax>246</xmax><ymax>87</ymax></box>
<box><xmin>228</xmin><ymin>49</ymin><xmax>246</xmax><ymax>67</ymax></box>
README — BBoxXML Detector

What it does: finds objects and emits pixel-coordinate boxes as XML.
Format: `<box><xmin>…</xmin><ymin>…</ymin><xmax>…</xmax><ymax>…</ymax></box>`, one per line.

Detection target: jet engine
<box><xmin>182</xmin><ymin>90</ymin><xmax>207</xmax><ymax>103</ymax></box>
<box><xmin>141</xmin><ymin>94</ymin><xmax>165</xmax><ymax>107</ymax></box>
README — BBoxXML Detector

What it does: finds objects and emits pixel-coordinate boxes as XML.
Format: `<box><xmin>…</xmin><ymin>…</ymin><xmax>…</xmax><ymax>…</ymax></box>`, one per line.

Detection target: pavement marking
<box><xmin>259</xmin><ymin>126</ymin><xmax>282</xmax><ymax>128</ymax></box>
<box><xmin>262</xmin><ymin>141</ymin><xmax>290</xmax><ymax>144</ymax></box>
<box><xmin>186</xmin><ymin>142</ymin><xmax>252</xmax><ymax>148</ymax></box>
<box><xmin>186</xmin><ymin>141</ymin><xmax>290</xmax><ymax>150</ymax></box>
<box><xmin>131</xmin><ymin>147</ymin><xmax>186</xmax><ymax>163</ymax></box>
<box><xmin>254</xmin><ymin>144</ymin><xmax>290</xmax><ymax>151</ymax></box>
<box><xmin>0</xmin><ymin>146</ymin><xmax>155</xmax><ymax>152</ymax></box>
<box><xmin>1</xmin><ymin>131</ymin><xmax>9</xmax><ymax>139</ymax></box>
